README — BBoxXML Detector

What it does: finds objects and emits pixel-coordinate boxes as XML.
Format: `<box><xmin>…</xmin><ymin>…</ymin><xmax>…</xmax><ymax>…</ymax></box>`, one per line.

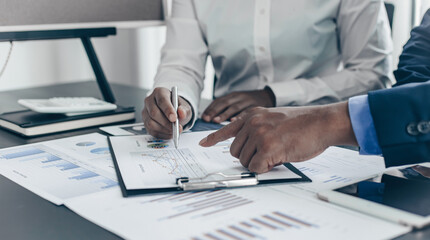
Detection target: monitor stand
<box><xmin>0</xmin><ymin>28</ymin><xmax>117</xmax><ymax>103</ymax></box>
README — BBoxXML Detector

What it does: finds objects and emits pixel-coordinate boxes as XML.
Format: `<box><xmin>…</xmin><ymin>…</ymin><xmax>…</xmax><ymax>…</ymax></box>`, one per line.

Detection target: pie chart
<box><xmin>76</xmin><ymin>142</ymin><xmax>96</xmax><ymax>147</ymax></box>
<box><xmin>90</xmin><ymin>147</ymin><xmax>110</xmax><ymax>155</ymax></box>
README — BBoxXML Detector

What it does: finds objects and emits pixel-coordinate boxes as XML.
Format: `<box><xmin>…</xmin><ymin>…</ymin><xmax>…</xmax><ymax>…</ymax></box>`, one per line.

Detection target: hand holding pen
<box><xmin>142</xmin><ymin>87</ymin><xmax>193</xmax><ymax>140</ymax></box>
<box><xmin>171</xmin><ymin>86</ymin><xmax>180</xmax><ymax>148</ymax></box>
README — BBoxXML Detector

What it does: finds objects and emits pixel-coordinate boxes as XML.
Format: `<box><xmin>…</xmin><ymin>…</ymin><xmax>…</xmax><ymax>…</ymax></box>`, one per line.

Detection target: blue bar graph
<box><xmin>323</xmin><ymin>175</ymin><xmax>350</xmax><ymax>183</ymax></box>
<box><xmin>41</xmin><ymin>154</ymin><xmax>62</xmax><ymax>163</ymax></box>
<box><xmin>298</xmin><ymin>166</ymin><xmax>319</xmax><ymax>174</ymax></box>
<box><xmin>100</xmin><ymin>179</ymin><xmax>118</xmax><ymax>189</ymax></box>
<box><xmin>56</xmin><ymin>162</ymin><xmax>80</xmax><ymax>171</ymax></box>
<box><xmin>324</xmin><ymin>176</ymin><xmax>340</xmax><ymax>183</ymax></box>
<box><xmin>69</xmin><ymin>170</ymin><xmax>99</xmax><ymax>180</ymax></box>
<box><xmin>0</xmin><ymin>141</ymin><xmax>120</xmax><ymax>201</ymax></box>
<box><xmin>2</xmin><ymin>148</ymin><xmax>44</xmax><ymax>159</ymax></box>
<box><xmin>195</xmin><ymin>211</ymin><xmax>319</xmax><ymax>240</ymax></box>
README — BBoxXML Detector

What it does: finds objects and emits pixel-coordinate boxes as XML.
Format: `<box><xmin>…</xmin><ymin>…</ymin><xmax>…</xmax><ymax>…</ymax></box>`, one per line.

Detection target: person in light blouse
<box><xmin>200</xmin><ymin>10</ymin><xmax>430</xmax><ymax>174</ymax></box>
<box><xmin>142</xmin><ymin>0</ymin><xmax>392</xmax><ymax>139</ymax></box>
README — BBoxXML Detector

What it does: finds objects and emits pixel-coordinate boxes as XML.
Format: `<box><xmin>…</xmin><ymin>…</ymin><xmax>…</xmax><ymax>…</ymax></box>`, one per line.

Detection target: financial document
<box><xmin>268</xmin><ymin>147</ymin><xmax>386</xmax><ymax>199</ymax></box>
<box><xmin>0</xmin><ymin>132</ymin><xmax>412</xmax><ymax>239</ymax></box>
<box><xmin>65</xmin><ymin>186</ymin><xmax>410</xmax><ymax>240</ymax></box>
<box><xmin>0</xmin><ymin>133</ymin><xmax>117</xmax><ymax>205</ymax></box>
<box><xmin>110</xmin><ymin>131</ymin><xmax>300</xmax><ymax>190</ymax></box>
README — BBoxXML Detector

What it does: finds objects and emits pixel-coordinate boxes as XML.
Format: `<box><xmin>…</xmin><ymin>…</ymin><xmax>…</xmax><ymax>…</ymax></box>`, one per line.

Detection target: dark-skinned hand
<box><xmin>199</xmin><ymin>102</ymin><xmax>358</xmax><ymax>173</ymax></box>
<box><xmin>202</xmin><ymin>89</ymin><xmax>275</xmax><ymax>123</ymax></box>
<box><xmin>142</xmin><ymin>87</ymin><xmax>193</xmax><ymax>139</ymax></box>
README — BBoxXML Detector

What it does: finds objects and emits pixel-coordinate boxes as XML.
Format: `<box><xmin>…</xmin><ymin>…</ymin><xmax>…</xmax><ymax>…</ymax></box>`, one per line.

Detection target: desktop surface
<box><xmin>0</xmin><ymin>81</ymin><xmax>131</xmax><ymax>240</ymax></box>
<box><xmin>0</xmin><ymin>81</ymin><xmax>428</xmax><ymax>240</ymax></box>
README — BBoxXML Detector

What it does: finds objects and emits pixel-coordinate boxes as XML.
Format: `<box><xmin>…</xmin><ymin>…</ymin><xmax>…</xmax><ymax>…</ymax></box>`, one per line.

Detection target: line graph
<box><xmin>142</xmin><ymin>151</ymin><xmax>180</xmax><ymax>175</ymax></box>
<box><xmin>138</xmin><ymin>149</ymin><xmax>207</xmax><ymax>178</ymax></box>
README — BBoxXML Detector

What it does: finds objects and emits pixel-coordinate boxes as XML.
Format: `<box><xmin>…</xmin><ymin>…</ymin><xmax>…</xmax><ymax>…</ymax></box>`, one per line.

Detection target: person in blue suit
<box><xmin>199</xmin><ymin>10</ymin><xmax>430</xmax><ymax>173</ymax></box>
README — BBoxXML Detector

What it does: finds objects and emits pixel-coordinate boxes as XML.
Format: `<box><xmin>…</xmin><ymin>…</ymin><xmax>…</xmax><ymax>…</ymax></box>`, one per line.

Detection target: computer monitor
<box><xmin>0</xmin><ymin>0</ymin><xmax>166</xmax><ymax>32</ymax></box>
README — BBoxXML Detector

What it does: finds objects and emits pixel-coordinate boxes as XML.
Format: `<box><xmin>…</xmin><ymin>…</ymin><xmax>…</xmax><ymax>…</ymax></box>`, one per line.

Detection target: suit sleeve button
<box><xmin>407</xmin><ymin>122</ymin><xmax>420</xmax><ymax>136</ymax></box>
<box><xmin>417</xmin><ymin>121</ymin><xmax>430</xmax><ymax>134</ymax></box>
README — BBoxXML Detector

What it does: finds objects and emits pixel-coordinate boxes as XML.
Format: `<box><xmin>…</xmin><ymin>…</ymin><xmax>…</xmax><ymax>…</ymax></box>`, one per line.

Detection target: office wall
<box><xmin>416</xmin><ymin>0</ymin><xmax>430</xmax><ymax>24</ymax></box>
<box><xmin>385</xmin><ymin>0</ymin><xmax>413</xmax><ymax>70</ymax></box>
<box><xmin>0</xmin><ymin>27</ymin><xmax>164</xmax><ymax>91</ymax></box>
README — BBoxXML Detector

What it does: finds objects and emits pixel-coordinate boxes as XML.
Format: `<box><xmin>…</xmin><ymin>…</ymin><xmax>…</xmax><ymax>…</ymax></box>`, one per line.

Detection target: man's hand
<box><xmin>202</xmin><ymin>89</ymin><xmax>275</xmax><ymax>123</ymax></box>
<box><xmin>142</xmin><ymin>87</ymin><xmax>193</xmax><ymax>139</ymax></box>
<box><xmin>199</xmin><ymin>102</ymin><xmax>358</xmax><ymax>173</ymax></box>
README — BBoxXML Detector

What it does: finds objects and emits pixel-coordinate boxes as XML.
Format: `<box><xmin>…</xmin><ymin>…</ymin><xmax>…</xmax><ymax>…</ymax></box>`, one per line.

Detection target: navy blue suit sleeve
<box><xmin>368</xmin><ymin>81</ymin><xmax>430</xmax><ymax>167</ymax></box>
<box><xmin>394</xmin><ymin>10</ymin><xmax>430</xmax><ymax>86</ymax></box>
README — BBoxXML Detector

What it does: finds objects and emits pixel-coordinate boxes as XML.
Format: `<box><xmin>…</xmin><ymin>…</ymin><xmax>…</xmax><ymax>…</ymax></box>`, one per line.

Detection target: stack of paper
<box><xmin>66</xmin><ymin>186</ymin><xmax>409</xmax><ymax>240</ymax></box>
<box><xmin>0</xmin><ymin>133</ymin><xmax>116</xmax><ymax>205</ymax></box>
<box><xmin>0</xmin><ymin>132</ymin><xmax>411</xmax><ymax>239</ymax></box>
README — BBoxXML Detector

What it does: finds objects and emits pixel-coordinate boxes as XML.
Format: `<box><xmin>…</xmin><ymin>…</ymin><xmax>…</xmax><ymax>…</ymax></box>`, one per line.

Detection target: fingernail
<box><xmin>199</xmin><ymin>137</ymin><xmax>208</xmax><ymax>146</ymax></box>
<box><xmin>169</xmin><ymin>113</ymin><xmax>175</xmax><ymax>122</ymax></box>
<box><xmin>213</xmin><ymin>117</ymin><xmax>221</xmax><ymax>123</ymax></box>
<box><xmin>231</xmin><ymin>117</ymin><xmax>237</xmax><ymax>122</ymax></box>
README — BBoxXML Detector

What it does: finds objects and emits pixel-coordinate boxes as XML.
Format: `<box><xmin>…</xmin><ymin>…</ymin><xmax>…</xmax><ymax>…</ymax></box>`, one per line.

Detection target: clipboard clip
<box><xmin>176</xmin><ymin>172</ymin><xmax>258</xmax><ymax>191</ymax></box>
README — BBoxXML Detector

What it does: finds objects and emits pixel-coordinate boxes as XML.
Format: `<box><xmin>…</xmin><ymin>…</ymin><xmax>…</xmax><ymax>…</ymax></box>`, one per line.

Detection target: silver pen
<box><xmin>171</xmin><ymin>86</ymin><xmax>179</xmax><ymax>149</ymax></box>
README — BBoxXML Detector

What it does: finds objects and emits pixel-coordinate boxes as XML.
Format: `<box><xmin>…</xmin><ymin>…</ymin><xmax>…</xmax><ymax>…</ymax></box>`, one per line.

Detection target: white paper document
<box><xmin>0</xmin><ymin>132</ymin><xmax>412</xmax><ymax>239</ymax></box>
<box><xmin>109</xmin><ymin>131</ymin><xmax>300</xmax><ymax>190</ymax></box>
<box><xmin>65</xmin><ymin>186</ymin><xmax>410</xmax><ymax>240</ymax></box>
<box><xmin>0</xmin><ymin>133</ymin><xmax>117</xmax><ymax>205</ymax></box>
<box><xmin>281</xmin><ymin>147</ymin><xmax>386</xmax><ymax>195</ymax></box>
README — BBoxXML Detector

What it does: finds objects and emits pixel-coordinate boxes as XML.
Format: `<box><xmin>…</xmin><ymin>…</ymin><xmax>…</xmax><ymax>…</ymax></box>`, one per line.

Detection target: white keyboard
<box><xmin>18</xmin><ymin>97</ymin><xmax>117</xmax><ymax>113</ymax></box>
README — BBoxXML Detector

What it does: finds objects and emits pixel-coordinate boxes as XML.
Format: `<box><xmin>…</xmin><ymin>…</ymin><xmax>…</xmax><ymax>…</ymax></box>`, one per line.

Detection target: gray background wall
<box><xmin>0</xmin><ymin>0</ymin><xmax>163</xmax><ymax>26</ymax></box>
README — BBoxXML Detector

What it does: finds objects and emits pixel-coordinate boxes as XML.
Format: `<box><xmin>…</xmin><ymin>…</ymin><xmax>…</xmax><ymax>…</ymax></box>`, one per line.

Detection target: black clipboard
<box><xmin>108</xmin><ymin>137</ymin><xmax>311</xmax><ymax>197</ymax></box>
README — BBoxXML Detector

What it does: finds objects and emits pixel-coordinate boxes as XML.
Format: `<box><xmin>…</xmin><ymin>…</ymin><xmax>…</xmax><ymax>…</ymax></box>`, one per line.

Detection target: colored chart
<box><xmin>90</xmin><ymin>147</ymin><xmax>110</xmax><ymax>155</ymax></box>
<box><xmin>0</xmin><ymin>143</ymin><xmax>118</xmax><ymax>204</ymax></box>
<box><xmin>147</xmin><ymin>143</ymin><xmax>169</xmax><ymax>149</ymax></box>
<box><xmin>147</xmin><ymin>139</ymin><xmax>165</xmax><ymax>143</ymax></box>
<box><xmin>76</xmin><ymin>142</ymin><xmax>96</xmax><ymax>147</ymax></box>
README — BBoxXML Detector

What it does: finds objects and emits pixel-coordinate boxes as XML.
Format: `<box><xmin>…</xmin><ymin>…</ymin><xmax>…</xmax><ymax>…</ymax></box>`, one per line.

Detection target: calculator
<box><xmin>18</xmin><ymin>97</ymin><xmax>117</xmax><ymax>113</ymax></box>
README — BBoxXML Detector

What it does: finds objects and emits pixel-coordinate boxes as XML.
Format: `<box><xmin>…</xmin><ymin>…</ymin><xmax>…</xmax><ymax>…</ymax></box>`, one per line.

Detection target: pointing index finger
<box><xmin>199</xmin><ymin>118</ymin><xmax>244</xmax><ymax>147</ymax></box>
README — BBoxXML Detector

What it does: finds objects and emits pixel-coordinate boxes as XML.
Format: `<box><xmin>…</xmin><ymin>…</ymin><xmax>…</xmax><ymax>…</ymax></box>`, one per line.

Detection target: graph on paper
<box><xmin>286</xmin><ymin>147</ymin><xmax>385</xmax><ymax>193</ymax></box>
<box><xmin>193</xmin><ymin>210</ymin><xmax>319</xmax><ymax>240</ymax></box>
<box><xmin>0</xmin><ymin>133</ymin><xmax>118</xmax><ymax>205</ymax></box>
<box><xmin>141</xmin><ymin>190</ymin><xmax>253</xmax><ymax>221</ymax></box>
<box><xmin>110</xmin><ymin>132</ymin><xmax>302</xmax><ymax>190</ymax></box>
<box><xmin>132</xmin><ymin>148</ymin><xmax>207</xmax><ymax>182</ymax></box>
<box><xmin>63</xmin><ymin>183</ymin><xmax>409</xmax><ymax>240</ymax></box>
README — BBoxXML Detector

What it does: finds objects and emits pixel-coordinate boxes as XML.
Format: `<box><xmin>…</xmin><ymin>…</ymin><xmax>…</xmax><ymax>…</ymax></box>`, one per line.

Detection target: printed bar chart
<box><xmin>0</xmin><ymin>139</ymin><xmax>118</xmax><ymax>204</ymax></box>
<box><xmin>323</xmin><ymin>175</ymin><xmax>351</xmax><ymax>183</ymax></box>
<box><xmin>1</xmin><ymin>148</ymin><xmax>45</xmax><ymax>159</ymax></box>
<box><xmin>143</xmin><ymin>190</ymin><xmax>253</xmax><ymax>220</ymax></box>
<box><xmin>193</xmin><ymin>211</ymin><xmax>319</xmax><ymax>240</ymax></box>
<box><xmin>41</xmin><ymin>154</ymin><xmax>62</xmax><ymax>163</ymax></box>
<box><xmin>70</xmin><ymin>170</ymin><xmax>99</xmax><ymax>180</ymax></box>
<box><xmin>54</xmin><ymin>162</ymin><xmax>80</xmax><ymax>171</ymax></box>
